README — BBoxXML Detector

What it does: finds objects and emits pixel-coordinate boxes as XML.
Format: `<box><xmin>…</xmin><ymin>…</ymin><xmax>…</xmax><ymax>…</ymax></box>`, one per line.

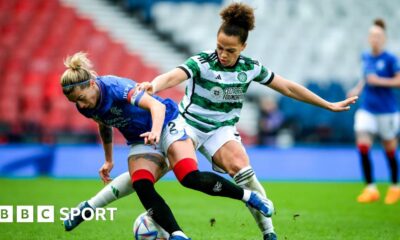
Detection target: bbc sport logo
<box><xmin>0</xmin><ymin>205</ymin><xmax>117</xmax><ymax>223</ymax></box>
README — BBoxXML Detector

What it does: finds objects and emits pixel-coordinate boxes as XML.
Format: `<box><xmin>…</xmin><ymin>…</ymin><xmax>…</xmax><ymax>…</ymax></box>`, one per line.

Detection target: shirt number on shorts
<box><xmin>168</xmin><ymin>122</ymin><xmax>178</xmax><ymax>135</ymax></box>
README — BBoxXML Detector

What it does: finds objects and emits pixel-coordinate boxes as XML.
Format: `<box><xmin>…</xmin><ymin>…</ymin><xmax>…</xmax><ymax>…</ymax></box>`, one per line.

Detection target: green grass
<box><xmin>0</xmin><ymin>178</ymin><xmax>399</xmax><ymax>240</ymax></box>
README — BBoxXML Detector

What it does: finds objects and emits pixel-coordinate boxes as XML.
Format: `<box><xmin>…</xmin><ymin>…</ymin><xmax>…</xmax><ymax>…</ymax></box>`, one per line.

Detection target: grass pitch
<box><xmin>0</xmin><ymin>178</ymin><xmax>399</xmax><ymax>240</ymax></box>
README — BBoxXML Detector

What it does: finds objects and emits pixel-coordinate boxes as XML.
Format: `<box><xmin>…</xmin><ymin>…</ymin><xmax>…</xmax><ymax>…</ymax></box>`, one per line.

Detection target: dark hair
<box><xmin>373</xmin><ymin>18</ymin><xmax>386</xmax><ymax>31</ymax></box>
<box><xmin>218</xmin><ymin>3</ymin><xmax>255</xmax><ymax>44</ymax></box>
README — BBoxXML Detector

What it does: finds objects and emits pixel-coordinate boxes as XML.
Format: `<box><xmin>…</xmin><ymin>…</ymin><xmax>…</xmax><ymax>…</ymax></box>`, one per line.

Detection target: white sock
<box><xmin>88</xmin><ymin>172</ymin><xmax>134</xmax><ymax>208</ymax></box>
<box><xmin>171</xmin><ymin>231</ymin><xmax>188</xmax><ymax>238</ymax></box>
<box><xmin>242</xmin><ymin>189</ymin><xmax>252</xmax><ymax>202</ymax></box>
<box><xmin>233</xmin><ymin>167</ymin><xmax>274</xmax><ymax>234</ymax></box>
<box><xmin>366</xmin><ymin>184</ymin><xmax>377</xmax><ymax>190</ymax></box>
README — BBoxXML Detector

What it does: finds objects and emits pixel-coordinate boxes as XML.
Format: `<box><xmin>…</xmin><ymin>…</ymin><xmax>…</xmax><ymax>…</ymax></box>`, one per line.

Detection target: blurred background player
<box><xmin>348</xmin><ymin>19</ymin><xmax>400</xmax><ymax>204</ymax></box>
<box><xmin>257</xmin><ymin>96</ymin><xmax>284</xmax><ymax>146</ymax></box>
<box><xmin>139</xmin><ymin>3</ymin><xmax>358</xmax><ymax>240</ymax></box>
<box><xmin>60</xmin><ymin>52</ymin><xmax>273</xmax><ymax>239</ymax></box>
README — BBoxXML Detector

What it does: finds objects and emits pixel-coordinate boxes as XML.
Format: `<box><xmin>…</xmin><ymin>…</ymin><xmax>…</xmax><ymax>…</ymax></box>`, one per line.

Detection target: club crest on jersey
<box><xmin>237</xmin><ymin>72</ymin><xmax>247</xmax><ymax>82</ymax></box>
<box><xmin>376</xmin><ymin>60</ymin><xmax>385</xmax><ymax>70</ymax></box>
<box><xmin>210</xmin><ymin>86</ymin><xmax>224</xmax><ymax>100</ymax></box>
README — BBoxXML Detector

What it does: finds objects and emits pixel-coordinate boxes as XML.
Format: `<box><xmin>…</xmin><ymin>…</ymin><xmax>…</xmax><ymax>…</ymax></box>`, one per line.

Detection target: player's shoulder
<box><xmin>97</xmin><ymin>75</ymin><xmax>137</xmax><ymax>87</ymax></box>
<box><xmin>192</xmin><ymin>50</ymin><xmax>218</xmax><ymax>64</ymax></box>
<box><xmin>361</xmin><ymin>51</ymin><xmax>371</xmax><ymax>59</ymax></box>
<box><xmin>382</xmin><ymin>51</ymin><xmax>398</xmax><ymax>61</ymax></box>
<box><xmin>239</xmin><ymin>54</ymin><xmax>261</xmax><ymax>67</ymax></box>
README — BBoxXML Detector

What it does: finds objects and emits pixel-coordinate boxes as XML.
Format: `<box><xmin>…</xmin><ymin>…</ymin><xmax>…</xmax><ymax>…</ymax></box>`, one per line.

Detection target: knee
<box><xmin>224</xmin><ymin>158</ymin><xmax>249</xmax><ymax>176</ymax></box>
<box><xmin>215</xmin><ymin>147</ymin><xmax>249</xmax><ymax>176</ymax></box>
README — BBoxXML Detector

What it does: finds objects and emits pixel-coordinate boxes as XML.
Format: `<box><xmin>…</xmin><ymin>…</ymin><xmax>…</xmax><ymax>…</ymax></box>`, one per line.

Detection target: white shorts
<box><xmin>354</xmin><ymin>109</ymin><xmax>400</xmax><ymax>140</ymax></box>
<box><xmin>128</xmin><ymin>114</ymin><xmax>188</xmax><ymax>161</ymax></box>
<box><xmin>183</xmin><ymin>121</ymin><xmax>243</xmax><ymax>173</ymax></box>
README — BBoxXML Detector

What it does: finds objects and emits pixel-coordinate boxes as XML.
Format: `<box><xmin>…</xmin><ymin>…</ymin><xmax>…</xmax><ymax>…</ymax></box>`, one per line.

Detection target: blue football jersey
<box><xmin>78</xmin><ymin>75</ymin><xmax>179</xmax><ymax>145</ymax></box>
<box><xmin>360</xmin><ymin>50</ymin><xmax>400</xmax><ymax>113</ymax></box>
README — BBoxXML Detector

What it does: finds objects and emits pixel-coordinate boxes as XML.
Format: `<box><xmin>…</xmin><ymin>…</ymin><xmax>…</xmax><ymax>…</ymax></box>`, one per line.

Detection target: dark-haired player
<box><xmin>139</xmin><ymin>3</ymin><xmax>357</xmax><ymax>239</ymax></box>
<box><xmin>348</xmin><ymin>18</ymin><xmax>400</xmax><ymax>204</ymax></box>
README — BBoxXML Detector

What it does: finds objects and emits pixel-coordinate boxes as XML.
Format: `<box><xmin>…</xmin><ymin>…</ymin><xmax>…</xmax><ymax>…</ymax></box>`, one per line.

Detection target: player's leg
<box><xmin>64</xmin><ymin>172</ymin><xmax>134</xmax><ymax>231</ymax></box>
<box><xmin>379</xmin><ymin>113</ymin><xmax>400</xmax><ymax>204</ymax></box>
<box><xmin>162</xmin><ymin>117</ymin><xmax>273</xmax><ymax>217</ymax></box>
<box><xmin>166</xmin><ymin>138</ymin><xmax>273</xmax><ymax>217</ymax></box>
<box><xmin>87</xmin><ymin>171</ymin><xmax>133</xmax><ymax>208</ymax></box>
<box><xmin>382</xmin><ymin>138</ymin><xmax>400</xmax><ymax>204</ymax></box>
<box><xmin>211</xmin><ymin>141</ymin><xmax>276</xmax><ymax>240</ymax></box>
<box><xmin>203</xmin><ymin>126</ymin><xmax>276</xmax><ymax>240</ymax></box>
<box><xmin>129</xmin><ymin>153</ymin><xmax>190</xmax><ymax>240</ymax></box>
<box><xmin>354</xmin><ymin>109</ymin><xmax>379</xmax><ymax>203</ymax></box>
<box><xmin>64</xmin><ymin>144</ymin><xmax>169</xmax><ymax>232</ymax></box>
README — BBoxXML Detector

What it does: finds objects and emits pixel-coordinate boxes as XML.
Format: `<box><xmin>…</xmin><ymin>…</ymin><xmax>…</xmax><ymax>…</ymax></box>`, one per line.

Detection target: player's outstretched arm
<box><xmin>138</xmin><ymin>68</ymin><xmax>189</xmax><ymax>94</ymax></box>
<box><xmin>366</xmin><ymin>73</ymin><xmax>400</xmax><ymax>88</ymax></box>
<box><xmin>347</xmin><ymin>79</ymin><xmax>365</xmax><ymax>98</ymax></box>
<box><xmin>268</xmin><ymin>74</ymin><xmax>358</xmax><ymax>112</ymax></box>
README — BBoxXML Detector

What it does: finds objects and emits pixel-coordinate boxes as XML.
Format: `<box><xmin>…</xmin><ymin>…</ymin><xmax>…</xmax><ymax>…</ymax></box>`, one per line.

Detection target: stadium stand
<box><xmin>0</xmin><ymin>0</ymin><xmax>183</xmax><ymax>144</ymax></box>
<box><xmin>142</xmin><ymin>0</ymin><xmax>400</xmax><ymax>144</ymax></box>
<box><xmin>2</xmin><ymin>0</ymin><xmax>400</xmax><ymax>144</ymax></box>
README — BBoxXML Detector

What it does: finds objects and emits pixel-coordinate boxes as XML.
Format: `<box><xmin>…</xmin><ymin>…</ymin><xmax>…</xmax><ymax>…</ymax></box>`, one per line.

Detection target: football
<box><xmin>133</xmin><ymin>212</ymin><xmax>170</xmax><ymax>240</ymax></box>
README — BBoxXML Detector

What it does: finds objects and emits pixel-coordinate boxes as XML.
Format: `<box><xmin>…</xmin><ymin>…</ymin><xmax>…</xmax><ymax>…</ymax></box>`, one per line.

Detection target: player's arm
<box><xmin>366</xmin><ymin>73</ymin><xmax>400</xmax><ymax>87</ymax></box>
<box><xmin>139</xmin><ymin>68</ymin><xmax>189</xmax><ymax>94</ymax></box>
<box><xmin>267</xmin><ymin>74</ymin><xmax>358</xmax><ymax>112</ymax></box>
<box><xmin>347</xmin><ymin>79</ymin><xmax>365</xmax><ymax>97</ymax></box>
<box><xmin>129</xmin><ymin>90</ymin><xmax>165</xmax><ymax>145</ymax></box>
<box><xmin>98</xmin><ymin>122</ymin><xmax>114</xmax><ymax>183</ymax></box>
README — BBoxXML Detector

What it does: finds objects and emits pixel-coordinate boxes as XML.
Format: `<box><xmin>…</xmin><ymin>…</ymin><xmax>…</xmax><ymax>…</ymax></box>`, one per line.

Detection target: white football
<box><xmin>133</xmin><ymin>212</ymin><xmax>170</xmax><ymax>240</ymax></box>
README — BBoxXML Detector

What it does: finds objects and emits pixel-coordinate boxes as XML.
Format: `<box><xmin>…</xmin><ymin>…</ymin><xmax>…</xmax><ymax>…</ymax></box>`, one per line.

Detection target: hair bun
<box><xmin>64</xmin><ymin>52</ymin><xmax>91</xmax><ymax>71</ymax></box>
<box><xmin>374</xmin><ymin>18</ymin><xmax>385</xmax><ymax>30</ymax></box>
<box><xmin>220</xmin><ymin>3</ymin><xmax>255</xmax><ymax>31</ymax></box>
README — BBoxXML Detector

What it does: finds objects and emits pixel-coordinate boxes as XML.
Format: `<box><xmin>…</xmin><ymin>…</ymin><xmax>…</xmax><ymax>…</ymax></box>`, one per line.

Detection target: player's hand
<box><xmin>140</xmin><ymin>131</ymin><xmax>160</xmax><ymax>146</ymax></box>
<box><xmin>137</xmin><ymin>82</ymin><xmax>155</xmax><ymax>95</ymax></box>
<box><xmin>99</xmin><ymin>161</ymin><xmax>114</xmax><ymax>184</ymax></box>
<box><xmin>328</xmin><ymin>96</ymin><xmax>358</xmax><ymax>112</ymax></box>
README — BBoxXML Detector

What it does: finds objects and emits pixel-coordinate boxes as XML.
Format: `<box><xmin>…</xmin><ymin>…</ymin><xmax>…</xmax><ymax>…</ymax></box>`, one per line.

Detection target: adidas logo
<box><xmin>213</xmin><ymin>181</ymin><xmax>222</xmax><ymax>192</ymax></box>
<box><xmin>216</xmin><ymin>75</ymin><xmax>222</xmax><ymax>80</ymax></box>
<box><xmin>147</xmin><ymin>208</ymin><xmax>154</xmax><ymax>216</ymax></box>
<box><xmin>111</xmin><ymin>186</ymin><xmax>120</xmax><ymax>198</ymax></box>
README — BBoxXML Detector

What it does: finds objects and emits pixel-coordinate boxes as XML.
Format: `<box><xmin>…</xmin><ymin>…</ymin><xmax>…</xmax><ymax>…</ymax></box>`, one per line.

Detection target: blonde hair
<box><xmin>60</xmin><ymin>52</ymin><xmax>97</xmax><ymax>95</ymax></box>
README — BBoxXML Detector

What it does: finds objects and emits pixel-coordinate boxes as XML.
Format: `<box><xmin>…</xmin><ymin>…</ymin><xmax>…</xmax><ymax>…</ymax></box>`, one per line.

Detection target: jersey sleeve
<box><xmin>361</xmin><ymin>53</ymin><xmax>376</xmax><ymax>76</ymax></box>
<box><xmin>391</xmin><ymin>55</ymin><xmax>400</xmax><ymax>74</ymax></box>
<box><xmin>253</xmin><ymin>64</ymin><xmax>274</xmax><ymax>85</ymax></box>
<box><xmin>105</xmin><ymin>76</ymin><xmax>135</xmax><ymax>100</ymax></box>
<box><xmin>178</xmin><ymin>55</ymin><xmax>201</xmax><ymax>79</ymax></box>
<box><xmin>127</xmin><ymin>89</ymin><xmax>145</xmax><ymax>107</ymax></box>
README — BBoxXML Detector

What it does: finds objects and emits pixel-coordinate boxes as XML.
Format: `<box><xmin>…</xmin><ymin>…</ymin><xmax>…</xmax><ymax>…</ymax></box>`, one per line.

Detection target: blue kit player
<box><xmin>348</xmin><ymin>19</ymin><xmax>400</xmax><ymax>204</ymax></box>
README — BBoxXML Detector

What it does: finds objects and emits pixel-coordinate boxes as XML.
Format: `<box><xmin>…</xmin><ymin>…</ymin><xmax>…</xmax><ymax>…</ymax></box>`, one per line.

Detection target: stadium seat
<box><xmin>0</xmin><ymin>0</ymin><xmax>170</xmax><ymax>143</ymax></box>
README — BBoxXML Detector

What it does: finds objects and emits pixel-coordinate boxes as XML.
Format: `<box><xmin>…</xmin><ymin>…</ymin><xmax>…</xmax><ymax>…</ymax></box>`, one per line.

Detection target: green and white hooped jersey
<box><xmin>178</xmin><ymin>50</ymin><xmax>274</xmax><ymax>133</ymax></box>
